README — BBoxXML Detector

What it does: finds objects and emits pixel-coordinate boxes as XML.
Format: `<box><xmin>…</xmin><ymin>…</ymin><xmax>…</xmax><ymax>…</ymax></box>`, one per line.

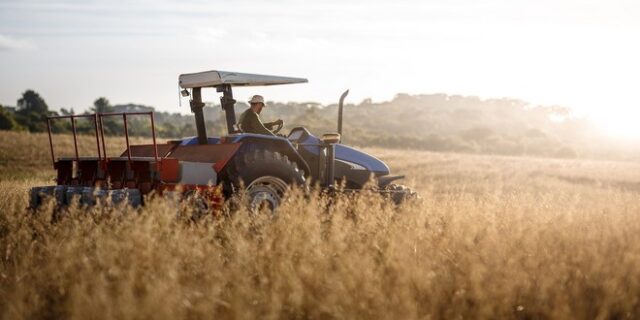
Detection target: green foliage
<box><xmin>93</xmin><ymin>98</ymin><xmax>122</xmax><ymax>135</ymax></box>
<box><xmin>91</xmin><ymin>97</ymin><xmax>113</xmax><ymax>113</ymax></box>
<box><xmin>17</xmin><ymin>90</ymin><xmax>48</xmax><ymax>115</ymax></box>
<box><xmin>0</xmin><ymin>106</ymin><xmax>22</xmax><ymax>131</ymax></box>
<box><xmin>14</xmin><ymin>90</ymin><xmax>51</xmax><ymax>132</ymax></box>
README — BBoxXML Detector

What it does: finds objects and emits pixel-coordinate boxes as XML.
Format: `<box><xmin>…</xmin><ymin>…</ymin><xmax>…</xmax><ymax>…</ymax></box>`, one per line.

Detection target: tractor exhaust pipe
<box><xmin>337</xmin><ymin>89</ymin><xmax>349</xmax><ymax>142</ymax></box>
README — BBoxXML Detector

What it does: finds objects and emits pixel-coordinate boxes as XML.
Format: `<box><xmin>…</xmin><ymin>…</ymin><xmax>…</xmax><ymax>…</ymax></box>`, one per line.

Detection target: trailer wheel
<box><xmin>225</xmin><ymin>149</ymin><xmax>305</xmax><ymax>212</ymax></box>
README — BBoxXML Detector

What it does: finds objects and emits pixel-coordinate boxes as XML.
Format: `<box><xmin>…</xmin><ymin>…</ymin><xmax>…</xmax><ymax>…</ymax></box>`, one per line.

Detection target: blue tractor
<box><xmin>178</xmin><ymin>70</ymin><xmax>416</xmax><ymax>209</ymax></box>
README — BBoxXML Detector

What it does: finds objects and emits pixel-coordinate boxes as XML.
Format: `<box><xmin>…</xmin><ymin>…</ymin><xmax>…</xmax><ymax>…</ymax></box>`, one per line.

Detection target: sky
<box><xmin>1</xmin><ymin>0</ymin><xmax>639</xmax><ymax>137</ymax></box>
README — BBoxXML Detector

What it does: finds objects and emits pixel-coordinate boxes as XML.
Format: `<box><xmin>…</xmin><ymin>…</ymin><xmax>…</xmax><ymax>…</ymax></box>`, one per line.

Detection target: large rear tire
<box><xmin>224</xmin><ymin>149</ymin><xmax>306</xmax><ymax>212</ymax></box>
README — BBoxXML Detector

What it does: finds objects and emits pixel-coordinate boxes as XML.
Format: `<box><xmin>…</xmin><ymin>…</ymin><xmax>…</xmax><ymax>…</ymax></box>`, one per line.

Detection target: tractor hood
<box><xmin>294</xmin><ymin>131</ymin><xmax>389</xmax><ymax>175</ymax></box>
<box><xmin>334</xmin><ymin>144</ymin><xmax>389</xmax><ymax>175</ymax></box>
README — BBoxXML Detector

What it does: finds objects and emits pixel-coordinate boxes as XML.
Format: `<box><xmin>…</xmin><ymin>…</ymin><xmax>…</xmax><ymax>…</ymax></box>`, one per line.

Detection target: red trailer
<box><xmin>31</xmin><ymin>111</ymin><xmax>238</xmax><ymax>210</ymax></box>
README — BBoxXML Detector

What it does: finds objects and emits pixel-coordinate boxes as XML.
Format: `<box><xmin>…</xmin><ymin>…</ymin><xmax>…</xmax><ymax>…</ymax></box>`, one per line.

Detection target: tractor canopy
<box><xmin>179</xmin><ymin>70</ymin><xmax>308</xmax><ymax>88</ymax></box>
<box><xmin>178</xmin><ymin>70</ymin><xmax>308</xmax><ymax>139</ymax></box>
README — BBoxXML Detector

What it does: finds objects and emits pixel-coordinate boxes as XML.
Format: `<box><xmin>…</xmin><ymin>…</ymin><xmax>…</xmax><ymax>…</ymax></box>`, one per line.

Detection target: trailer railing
<box><xmin>46</xmin><ymin>114</ymin><xmax>102</xmax><ymax>169</ymax></box>
<box><xmin>46</xmin><ymin>112</ymin><xmax>158</xmax><ymax>169</ymax></box>
<box><xmin>97</xmin><ymin>112</ymin><xmax>158</xmax><ymax>165</ymax></box>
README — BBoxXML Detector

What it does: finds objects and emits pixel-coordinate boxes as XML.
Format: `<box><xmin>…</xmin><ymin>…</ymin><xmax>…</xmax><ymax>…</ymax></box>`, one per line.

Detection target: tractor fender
<box><xmin>223</xmin><ymin>134</ymin><xmax>311</xmax><ymax>177</ymax></box>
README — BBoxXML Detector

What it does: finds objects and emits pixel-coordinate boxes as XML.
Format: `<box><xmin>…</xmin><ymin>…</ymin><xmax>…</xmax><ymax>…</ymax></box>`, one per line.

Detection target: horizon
<box><xmin>1</xmin><ymin>0</ymin><xmax>639</xmax><ymax>138</ymax></box>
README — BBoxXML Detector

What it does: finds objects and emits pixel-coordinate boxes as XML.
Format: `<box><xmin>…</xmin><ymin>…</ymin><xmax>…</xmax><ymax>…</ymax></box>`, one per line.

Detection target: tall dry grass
<box><xmin>1</xmin><ymin>131</ymin><xmax>640</xmax><ymax>319</ymax></box>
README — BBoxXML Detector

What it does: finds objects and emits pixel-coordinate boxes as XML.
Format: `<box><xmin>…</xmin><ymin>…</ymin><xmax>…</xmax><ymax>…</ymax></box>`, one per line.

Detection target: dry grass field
<box><xmin>1</xmin><ymin>131</ymin><xmax>640</xmax><ymax>319</ymax></box>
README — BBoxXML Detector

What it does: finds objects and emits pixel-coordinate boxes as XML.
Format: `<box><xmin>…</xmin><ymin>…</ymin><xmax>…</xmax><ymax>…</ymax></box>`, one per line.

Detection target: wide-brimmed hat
<box><xmin>248</xmin><ymin>95</ymin><xmax>265</xmax><ymax>105</ymax></box>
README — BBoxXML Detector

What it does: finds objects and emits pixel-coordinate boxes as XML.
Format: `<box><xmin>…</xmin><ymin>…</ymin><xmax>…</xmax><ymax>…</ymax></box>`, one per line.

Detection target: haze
<box><xmin>1</xmin><ymin>0</ymin><xmax>639</xmax><ymax>138</ymax></box>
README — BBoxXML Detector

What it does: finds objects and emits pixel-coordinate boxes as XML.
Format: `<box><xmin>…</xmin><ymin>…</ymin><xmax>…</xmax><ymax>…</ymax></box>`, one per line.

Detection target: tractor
<box><xmin>29</xmin><ymin>70</ymin><xmax>416</xmax><ymax>211</ymax></box>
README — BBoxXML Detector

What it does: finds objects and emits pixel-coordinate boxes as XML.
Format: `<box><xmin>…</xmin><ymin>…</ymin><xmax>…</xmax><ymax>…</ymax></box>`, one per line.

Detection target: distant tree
<box><xmin>460</xmin><ymin>127</ymin><xmax>494</xmax><ymax>141</ymax></box>
<box><xmin>15</xmin><ymin>90</ymin><xmax>51</xmax><ymax>132</ymax></box>
<box><xmin>358</xmin><ymin>98</ymin><xmax>373</xmax><ymax>106</ymax></box>
<box><xmin>17</xmin><ymin>90</ymin><xmax>49</xmax><ymax>115</ymax></box>
<box><xmin>180</xmin><ymin>123</ymin><xmax>196</xmax><ymax>137</ymax></box>
<box><xmin>91</xmin><ymin>97</ymin><xmax>121</xmax><ymax>135</ymax></box>
<box><xmin>0</xmin><ymin>105</ymin><xmax>21</xmax><ymax>130</ymax></box>
<box><xmin>112</xmin><ymin>103</ymin><xmax>153</xmax><ymax>113</ymax></box>
<box><xmin>91</xmin><ymin>97</ymin><xmax>114</xmax><ymax>113</ymax></box>
<box><xmin>60</xmin><ymin>108</ymin><xmax>75</xmax><ymax>116</ymax></box>
<box><xmin>159</xmin><ymin>122</ymin><xmax>177</xmax><ymax>138</ymax></box>
<box><xmin>393</xmin><ymin>93</ymin><xmax>411</xmax><ymax>102</ymax></box>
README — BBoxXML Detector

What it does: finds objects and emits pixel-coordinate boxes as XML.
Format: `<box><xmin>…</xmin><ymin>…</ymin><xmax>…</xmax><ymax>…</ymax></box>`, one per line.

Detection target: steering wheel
<box><xmin>271</xmin><ymin>121</ymin><xmax>284</xmax><ymax>134</ymax></box>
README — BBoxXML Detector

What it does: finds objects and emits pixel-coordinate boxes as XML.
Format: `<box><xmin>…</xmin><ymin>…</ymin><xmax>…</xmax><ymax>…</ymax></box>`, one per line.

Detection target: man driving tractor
<box><xmin>237</xmin><ymin>95</ymin><xmax>283</xmax><ymax>136</ymax></box>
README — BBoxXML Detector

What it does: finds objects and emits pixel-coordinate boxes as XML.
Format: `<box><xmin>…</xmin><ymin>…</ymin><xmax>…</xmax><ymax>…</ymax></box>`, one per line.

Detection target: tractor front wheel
<box><xmin>385</xmin><ymin>183</ymin><xmax>419</xmax><ymax>204</ymax></box>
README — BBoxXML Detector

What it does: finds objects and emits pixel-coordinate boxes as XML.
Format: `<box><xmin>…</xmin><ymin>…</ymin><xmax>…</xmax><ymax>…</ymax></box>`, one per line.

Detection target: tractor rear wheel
<box><xmin>225</xmin><ymin>149</ymin><xmax>306</xmax><ymax>212</ymax></box>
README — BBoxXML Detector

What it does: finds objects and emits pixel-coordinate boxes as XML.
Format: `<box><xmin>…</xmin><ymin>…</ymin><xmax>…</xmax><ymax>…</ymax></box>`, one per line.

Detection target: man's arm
<box><xmin>264</xmin><ymin>119</ymin><xmax>283</xmax><ymax>130</ymax></box>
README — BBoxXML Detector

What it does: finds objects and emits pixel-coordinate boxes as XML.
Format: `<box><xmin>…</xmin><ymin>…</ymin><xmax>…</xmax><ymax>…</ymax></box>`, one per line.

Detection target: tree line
<box><xmin>1</xmin><ymin>89</ymin><xmax>630</xmax><ymax>160</ymax></box>
<box><xmin>0</xmin><ymin>90</ymin><xmax>203</xmax><ymax>138</ymax></box>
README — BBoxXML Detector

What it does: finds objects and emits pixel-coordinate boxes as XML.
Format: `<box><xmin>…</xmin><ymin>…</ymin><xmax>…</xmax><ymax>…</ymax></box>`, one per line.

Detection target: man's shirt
<box><xmin>238</xmin><ymin>108</ymin><xmax>274</xmax><ymax>136</ymax></box>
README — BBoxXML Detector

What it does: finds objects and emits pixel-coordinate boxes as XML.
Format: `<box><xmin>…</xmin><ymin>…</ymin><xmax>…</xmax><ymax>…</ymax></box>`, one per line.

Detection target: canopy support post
<box><xmin>218</xmin><ymin>84</ymin><xmax>237</xmax><ymax>134</ymax></box>
<box><xmin>190</xmin><ymin>87</ymin><xmax>208</xmax><ymax>145</ymax></box>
